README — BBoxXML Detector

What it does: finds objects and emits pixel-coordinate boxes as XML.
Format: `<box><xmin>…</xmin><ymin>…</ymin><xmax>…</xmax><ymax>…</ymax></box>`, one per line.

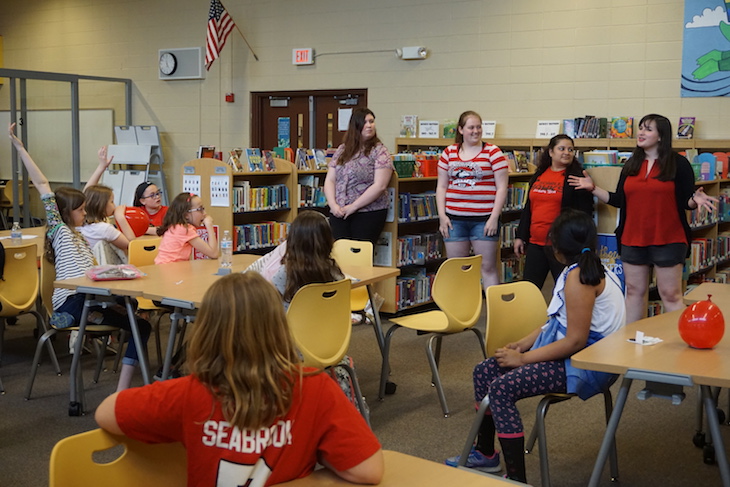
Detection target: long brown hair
<box><xmin>454</xmin><ymin>110</ymin><xmax>482</xmax><ymax>145</ymax></box>
<box><xmin>535</xmin><ymin>134</ymin><xmax>581</xmax><ymax>176</ymax></box>
<box><xmin>282</xmin><ymin>210</ymin><xmax>342</xmax><ymax>301</ymax></box>
<box><xmin>44</xmin><ymin>187</ymin><xmax>86</xmax><ymax>264</ymax></box>
<box><xmin>623</xmin><ymin>114</ymin><xmax>676</xmax><ymax>181</ymax></box>
<box><xmin>337</xmin><ymin>107</ymin><xmax>381</xmax><ymax>165</ymax></box>
<box><xmin>186</xmin><ymin>272</ymin><xmax>301</xmax><ymax>431</ymax></box>
<box><xmin>157</xmin><ymin>192</ymin><xmax>195</xmax><ymax>236</ymax></box>
<box><xmin>83</xmin><ymin>185</ymin><xmax>113</xmax><ymax>224</ymax></box>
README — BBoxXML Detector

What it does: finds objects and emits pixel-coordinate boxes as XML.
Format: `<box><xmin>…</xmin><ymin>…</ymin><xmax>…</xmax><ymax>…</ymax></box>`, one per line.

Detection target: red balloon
<box><xmin>124</xmin><ymin>207</ymin><xmax>150</xmax><ymax>237</ymax></box>
<box><xmin>678</xmin><ymin>295</ymin><xmax>725</xmax><ymax>349</ymax></box>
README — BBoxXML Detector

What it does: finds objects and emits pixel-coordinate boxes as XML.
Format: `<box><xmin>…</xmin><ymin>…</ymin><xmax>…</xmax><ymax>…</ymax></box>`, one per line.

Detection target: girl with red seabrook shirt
<box><xmin>569</xmin><ymin>114</ymin><xmax>717</xmax><ymax>323</ymax></box>
<box><xmin>95</xmin><ymin>272</ymin><xmax>383</xmax><ymax>487</ymax></box>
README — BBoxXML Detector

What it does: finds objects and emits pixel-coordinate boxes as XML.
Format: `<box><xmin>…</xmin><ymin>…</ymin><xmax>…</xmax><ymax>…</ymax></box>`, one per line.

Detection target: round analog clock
<box><xmin>159</xmin><ymin>52</ymin><xmax>178</xmax><ymax>76</ymax></box>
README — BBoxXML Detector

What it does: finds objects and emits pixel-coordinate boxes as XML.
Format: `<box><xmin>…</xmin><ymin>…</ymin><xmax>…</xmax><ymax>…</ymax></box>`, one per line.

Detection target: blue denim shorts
<box><xmin>444</xmin><ymin>216</ymin><xmax>500</xmax><ymax>242</ymax></box>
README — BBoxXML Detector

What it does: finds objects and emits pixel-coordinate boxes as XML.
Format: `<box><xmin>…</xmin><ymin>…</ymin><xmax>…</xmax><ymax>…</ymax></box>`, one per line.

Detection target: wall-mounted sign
<box><xmin>292</xmin><ymin>48</ymin><xmax>314</xmax><ymax>65</ymax></box>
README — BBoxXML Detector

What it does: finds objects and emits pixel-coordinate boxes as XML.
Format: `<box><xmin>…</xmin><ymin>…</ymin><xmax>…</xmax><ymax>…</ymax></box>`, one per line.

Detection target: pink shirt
<box><xmin>155</xmin><ymin>224</ymin><xmax>199</xmax><ymax>264</ymax></box>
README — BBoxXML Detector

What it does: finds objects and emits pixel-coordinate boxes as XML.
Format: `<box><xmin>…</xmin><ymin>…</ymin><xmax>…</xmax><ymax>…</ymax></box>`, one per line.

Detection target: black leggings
<box><xmin>329</xmin><ymin>209</ymin><xmax>388</xmax><ymax>246</ymax></box>
<box><xmin>522</xmin><ymin>243</ymin><xmax>565</xmax><ymax>289</ymax></box>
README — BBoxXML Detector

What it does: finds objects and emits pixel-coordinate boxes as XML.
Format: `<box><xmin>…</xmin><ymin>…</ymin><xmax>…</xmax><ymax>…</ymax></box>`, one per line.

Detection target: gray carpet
<box><xmin>1</xmin><ymin>309</ymin><xmax>729</xmax><ymax>486</ymax></box>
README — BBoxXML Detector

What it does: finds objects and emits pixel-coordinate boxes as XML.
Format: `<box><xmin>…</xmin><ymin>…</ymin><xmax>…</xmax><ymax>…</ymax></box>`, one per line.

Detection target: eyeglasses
<box><xmin>142</xmin><ymin>190</ymin><xmax>163</xmax><ymax>199</ymax></box>
<box><xmin>188</xmin><ymin>206</ymin><xmax>205</xmax><ymax>213</ymax></box>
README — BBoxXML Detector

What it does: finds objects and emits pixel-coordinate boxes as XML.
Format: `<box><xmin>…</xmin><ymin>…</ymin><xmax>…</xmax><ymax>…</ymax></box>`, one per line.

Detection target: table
<box><xmin>57</xmin><ymin>254</ymin><xmax>400</xmax><ymax>392</ymax></box>
<box><xmin>138</xmin><ymin>255</ymin><xmax>399</xmax><ymax>380</ymax></box>
<box><xmin>684</xmin><ymin>282</ymin><xmax>730</xmax><ymax>307</ymax></box>
<box><xmin>572</xmin><ymin>300</ymin><xmax>730</xmax><ymax>486</ymax></box>
<box><xmin>0</xmin><ymin>225</ymin><xmax>46</xmax><ymax>258</ymax></box>
<box><xmin>275</xmin><ymin>450</ymin><xmax>529</xmax><ymax>487</ymax></box>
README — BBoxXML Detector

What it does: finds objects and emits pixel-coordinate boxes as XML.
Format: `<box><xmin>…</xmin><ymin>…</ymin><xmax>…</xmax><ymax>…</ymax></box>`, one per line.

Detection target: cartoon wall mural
<box><xmin>682</xmin><ymin>1</ymin><xmax>730</xmax><ymax>96</ymax></box>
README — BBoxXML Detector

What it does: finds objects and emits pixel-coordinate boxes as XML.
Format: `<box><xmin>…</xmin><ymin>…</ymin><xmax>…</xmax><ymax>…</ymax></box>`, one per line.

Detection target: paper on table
<box><xmin>0</xmin><ymin>235</ymin><xmax>39</xmax><ymax>240</ymax></box>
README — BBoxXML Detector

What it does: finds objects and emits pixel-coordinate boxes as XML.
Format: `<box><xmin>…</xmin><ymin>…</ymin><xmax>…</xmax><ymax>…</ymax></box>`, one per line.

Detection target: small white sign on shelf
<box><xmin>482</xmin><ymin>121</ymin><xmax>496</xmax><ymax>138</ymax></box>
<box><xmin>210</xmin><ymin>175</ymin><xmax>230</xmax><ymax>207</ymax></box>
<box><xmin>418</xmin><ymin>120</ymin><xmax>439</xmax><ymax>138</ymax></box>
<box><xmin>183</xmin><ymin>175</ymin><xmax>201</xmax><ymax>195</ymax></box>
<box><xmin>536</xmin><ymin>120</ymin><xmax>561</xmax><ymax>138</ymax></box>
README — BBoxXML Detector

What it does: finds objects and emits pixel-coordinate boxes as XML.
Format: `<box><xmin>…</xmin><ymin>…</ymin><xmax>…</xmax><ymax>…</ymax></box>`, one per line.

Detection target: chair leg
<box><xmin>337</xmin><ymin>362</ymin><xmax>371</xmax><ymax>428</ymax></box>
<box><xmin>535</xmin><ymin>397</ymin><xmax>554</xmax><ymax>487</ymax></box>
<box><xmin>425</xmin><ymin>334</ymin><xmax>449</xmax><ymax>417</ymax></box>
<box><xmin>25</xmin><ymin>328</ymin><xmax>60</xmax><ymax>400</ymax></box>
<box><xmin>378</xmin><ymin>324</ymin><xmax>400</xmax><ymax>400</ymax></box>
<box><xmin>431</xmin><ymin>335</ymin><xmax>442</xmax><ymax>385</ymax></box>
<box><xmin>468</xmin><ymin>327</ymin><xmax>487</xmax><ymax>359</ymax></box>
<box><xmin>0</xmin><ymin>317</ymin><xmax>5</xmax><ymax>365</ymax></box>
<box><xmin>458</xmin><ymin>395</ymin><xmax>491</xmax><ymax>466</ymax></box>
<box><xmin>112</xmin><ymin>330</ymin><xmax>128</xmax><ymax>373</ymax></box>
<box><xmin>93</xmin><ymin>338</ymin><xmax>106</xmax><ymax>383</ymax></box>
<box><xmin>603</xmin><ymin>389</ymin><xmax>620</xmax><ymax>482</ymax></box>
<box><xmin>0</xmin><ymin>373</ymin><xmax>4</xmax><ymax>394</ymax></box>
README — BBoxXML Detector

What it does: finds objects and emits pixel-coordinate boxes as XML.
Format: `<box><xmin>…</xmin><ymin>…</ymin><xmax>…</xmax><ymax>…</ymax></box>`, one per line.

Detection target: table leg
<box><xmin>124</xmin><ymin>297</ymin><xmax>150</xmax><ymax>385</ymax></box>
<box><xmin>702</xmin><ymin>385</ymin><xmax>730</xmax><ymax>487</ymax></box>
<box><xmin>587</xmin><ymin>376</ymin><xmax>632</xmax><ymax>487</ymax></box>
<box><xmin>69</xmin><ymin>295</ymin><xmax>91</xmax><ymax>415</ymax></box>
<box><xmin>366</xmin><ymin>284</ymin><xmax>385</xmax><ymax>354</ymax></box>
<box><xmin>160</xmin><ymin>308</ymin><xmax>182</xmax><ymax>381</ymax></box>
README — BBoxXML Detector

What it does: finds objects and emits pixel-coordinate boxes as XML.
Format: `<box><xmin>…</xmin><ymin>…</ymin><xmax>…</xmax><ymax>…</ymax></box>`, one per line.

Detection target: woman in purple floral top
<box><xmin>324</xmin><ymin>108</ymin><xmax>394</xmax><ymax>245</ymax></box>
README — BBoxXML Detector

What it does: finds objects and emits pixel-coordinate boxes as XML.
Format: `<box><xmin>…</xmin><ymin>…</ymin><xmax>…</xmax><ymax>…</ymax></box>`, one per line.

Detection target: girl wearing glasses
<box><xmin>118</xmin><ymin>182</ymin><xmax>169</xmax><ymax>240</ymax></box>
<box><xmin>155</xmin><ymin>192</ymin><xmax>219</xmax><ymax>264</ymax></box>
<box><xmin>514</xmin><ymin>134</ymin><xmax>594</xmax><ymax>289</ymax></box>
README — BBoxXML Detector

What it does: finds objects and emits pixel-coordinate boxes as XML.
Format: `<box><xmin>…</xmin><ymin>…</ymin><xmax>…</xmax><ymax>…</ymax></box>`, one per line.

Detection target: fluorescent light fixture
<box><xmin>396</xmin><ymin>46</ymin><xmax>428</xmax><ymax>60</ymax></box>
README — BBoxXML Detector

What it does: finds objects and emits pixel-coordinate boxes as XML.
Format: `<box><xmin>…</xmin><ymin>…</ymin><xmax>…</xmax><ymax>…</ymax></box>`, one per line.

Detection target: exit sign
<box><xmin>292</xmin><ymin>48</ymin><xmax>314</xmax><ymax>65</ymax></box>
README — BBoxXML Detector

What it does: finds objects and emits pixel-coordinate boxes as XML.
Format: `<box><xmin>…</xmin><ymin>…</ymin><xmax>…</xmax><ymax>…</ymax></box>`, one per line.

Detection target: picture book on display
<box><xmin>678</xmin><ymin>117</ymin><xmax>696</xmax><ymax>139</ymax></box>
<box><xmin>262</xmin><ymin>150</ymin><xmax>276</xmax><ymax>171</ymax></box>
<box><xmin>400</xmin><ymin>115</ymin><xmax>418</xmax><ymax>138</ymax></box>
<box><xmin>245</xmin><ymin>148</ymin><xmax>264</xmax><ymax>172</ymax></box>
<box><xmin>442</xmin><ymin>119</ymin><xmax>457</xmax><ymax>139</ymax></box>
<box><xmin>609</xmin><ymin>117</ymin><xmax>633</xmax><ymax>138</ymax></box>
<box><xmin>198</xmin><ymin>146</ymin><xmax>215</xmax><ymax>158</ymax></box>
<box><xmin>227</xmin><ymin>148</ymin><xmax>244</xmax><ymax>172</ymax></box>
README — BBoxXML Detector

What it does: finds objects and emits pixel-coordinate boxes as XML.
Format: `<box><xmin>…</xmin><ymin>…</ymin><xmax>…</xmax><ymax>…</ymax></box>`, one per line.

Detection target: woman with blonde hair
<box><xmin>96</xmin><ymin>272</ymin><xmax>383</xmax><ymax>486</ymax></box>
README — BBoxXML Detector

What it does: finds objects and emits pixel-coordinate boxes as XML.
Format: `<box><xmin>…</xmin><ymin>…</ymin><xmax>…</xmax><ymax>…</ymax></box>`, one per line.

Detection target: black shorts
<box><xmin>620</xmin><ymin>243</ymin><xmax>687</xmax><ymax>267</ymax></box>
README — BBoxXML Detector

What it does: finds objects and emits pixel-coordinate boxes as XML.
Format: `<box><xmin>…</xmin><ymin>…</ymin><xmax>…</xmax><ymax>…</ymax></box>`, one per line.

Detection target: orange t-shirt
<box><xmin>528</xmin><ymin>168</ymin><xmax>565</xmax><ymax>246</ymax></box>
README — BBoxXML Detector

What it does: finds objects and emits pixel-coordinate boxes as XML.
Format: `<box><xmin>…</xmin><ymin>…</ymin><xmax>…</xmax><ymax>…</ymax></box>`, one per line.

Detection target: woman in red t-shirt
<box><xmin>515</xmin><ymin>134</ymin><xmax>593</xmax><ymax>289</ymax></box>
<box><xmin>570</xmin><ymin>114</ymin><xmax>717</xmax><ymax>323</ymax></box>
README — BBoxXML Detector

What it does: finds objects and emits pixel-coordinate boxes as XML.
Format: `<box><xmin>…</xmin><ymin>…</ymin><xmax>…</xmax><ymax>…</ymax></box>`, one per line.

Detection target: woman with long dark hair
<box><xmin>324</xmin><ymin>108</ymin><xmax>394</xmax><ymax>245</ymax></box>
<box><xmin>515</xmin><ymin>134</ymin><xmax>593</xmax><ymax>288</ymax></box>
<box><xmin>569</xmin><ymin>114</ymin><xmax>716</xmax><ymax>323</ymax></box>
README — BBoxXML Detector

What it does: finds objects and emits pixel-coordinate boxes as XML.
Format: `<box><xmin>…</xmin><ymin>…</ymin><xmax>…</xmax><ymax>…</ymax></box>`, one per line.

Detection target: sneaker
<box><xmin>445</xmin><ymin>448</ymin><xmax>501</xmax><ymax>473</ymax></box>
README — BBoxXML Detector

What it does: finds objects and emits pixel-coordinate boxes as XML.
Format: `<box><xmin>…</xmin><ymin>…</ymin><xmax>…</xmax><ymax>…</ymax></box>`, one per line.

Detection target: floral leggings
<box><xmin>473</xmin><ymin>357</ymin><xmax>567</xmax><ymax>436</ymax></box>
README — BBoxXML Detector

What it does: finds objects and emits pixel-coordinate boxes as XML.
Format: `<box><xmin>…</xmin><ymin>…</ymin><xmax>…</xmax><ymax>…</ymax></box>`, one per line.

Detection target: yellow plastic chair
<box><xmin>332</xmin><ymin>239</ymin><xmax>373</xmax><ymax>314</ymax></box>
<box><xmin>50</xmin><ymin>428</ymin><xmax>186</xmax><ymax>487</ymax></box>
<box><xmin>286</xmin><ymin>279</ymin><xmax>369</xmax><ymax>425</ymax></box>
<box><xmin>24</xmin><ymin>257</ymin><xmax>119</xmax><ymax>400</ymax></box>
<box><xmin>127</xmin><ymin>237</ymin><xmax>169</xmax><ymax>368</ymax></box>
<box><xmin>377</xmin><ymin>255</ymin><xmax>486</xmax><ymax>417</ymax></box>
<box><xmin>0</xmin><ymin>243</ymin><xmax>43</xmax><ymax>393</ymax></box>
<box><xmin>458</xmin><ymin>280</ymin><xmax>618</xmax><ymax>487</ymax></box>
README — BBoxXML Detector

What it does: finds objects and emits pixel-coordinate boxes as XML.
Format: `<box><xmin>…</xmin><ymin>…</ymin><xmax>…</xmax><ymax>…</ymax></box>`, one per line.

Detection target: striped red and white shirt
<box><xmin>438</xmin><ymin>143</ymin><xmax>509</xmax><ymax>217</ymax></box>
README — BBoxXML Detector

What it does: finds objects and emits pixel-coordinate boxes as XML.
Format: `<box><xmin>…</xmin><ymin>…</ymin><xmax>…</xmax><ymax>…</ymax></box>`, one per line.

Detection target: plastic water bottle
<box><xmin>10</xmin><ymin>221</ymin><xmax>22</xmax><ymax>245</ymax></box>
<box><xmin>220</xmin><ymin>230</ymin><xmax>233</xmax><ymax>268</ymax></box>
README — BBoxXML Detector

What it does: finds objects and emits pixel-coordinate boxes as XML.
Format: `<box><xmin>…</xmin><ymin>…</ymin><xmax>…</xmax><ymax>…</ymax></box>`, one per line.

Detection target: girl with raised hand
<box><xmin>8</xmin><ymin>123</ymin><xmax>150</xmax><ymax>391</ymax></box>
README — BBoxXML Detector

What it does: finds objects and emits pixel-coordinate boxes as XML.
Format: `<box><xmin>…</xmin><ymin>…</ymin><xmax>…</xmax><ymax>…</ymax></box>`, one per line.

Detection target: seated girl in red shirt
<box><xmin>95</xmin><ymin>272</ymin><xmax>383</xmax><ymax>486</ymax></box>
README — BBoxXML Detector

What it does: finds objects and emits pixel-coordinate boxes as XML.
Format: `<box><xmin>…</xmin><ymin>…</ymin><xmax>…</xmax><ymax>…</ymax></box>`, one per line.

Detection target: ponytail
<box><xmin>549</xmin><ymin>209</ymin><xmax>605</xmax><ymax>286</ymax></box>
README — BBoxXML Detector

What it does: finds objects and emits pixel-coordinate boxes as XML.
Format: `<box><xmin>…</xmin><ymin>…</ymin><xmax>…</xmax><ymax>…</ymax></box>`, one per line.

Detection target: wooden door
<box><xmin>251</xmin><ymin>89</ymin><xmax>367</xmax><ymax>151</ymax></box>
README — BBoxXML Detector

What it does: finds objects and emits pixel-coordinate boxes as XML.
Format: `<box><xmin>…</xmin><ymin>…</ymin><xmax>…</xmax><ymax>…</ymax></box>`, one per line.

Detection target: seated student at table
<box><xmin>117</xmin><ymin>182</ymin><xmax>169</xmax><ymax>240</ymax></box>
<box><xmin>80</xmin><ymin>181</ymin><xmax>130</xmax><ymax>265</ymax></box>
<box><xmin>269</xmin><ymin>210</ymin><xmax>344</xmax><ymax>310</ymax></box>
<box><xmin>8</xmin><ymin>123</ymin><xmax>151</xmax><ymax>392</ymax></box>
<box><xmin>446</xmin><ymin>209</ymin><xmax>626</xmax><ymax>483</ymax></box>
<box><xmin>95</xmin><ymin>272</ymin><xmax>383</xmax><ymax>486</ymax></box>
<box><xmin>155</xmin><ymin>192</ymin><xmax>219</xmax><ymax>264</ymax></box>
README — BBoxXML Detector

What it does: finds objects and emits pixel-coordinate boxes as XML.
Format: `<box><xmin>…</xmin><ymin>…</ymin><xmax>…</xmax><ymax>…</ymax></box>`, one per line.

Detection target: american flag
<box><xmin>205</xmin><ymin>0</ymin><xmax>235</xmax><ymax>70</ymax></box>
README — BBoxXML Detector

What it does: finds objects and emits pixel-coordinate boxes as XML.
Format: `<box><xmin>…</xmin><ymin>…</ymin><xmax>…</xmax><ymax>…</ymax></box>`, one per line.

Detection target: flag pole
<box><xmin>220</xmin><ymin>1</ymin><xmax>259</xmax><ymax>61</ymax></box>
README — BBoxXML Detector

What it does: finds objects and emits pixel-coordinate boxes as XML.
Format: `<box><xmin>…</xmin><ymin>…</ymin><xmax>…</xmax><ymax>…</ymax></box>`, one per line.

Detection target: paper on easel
<box><xmin>535</xmin><ymin>120</ymin><xmax>560</xmax><ymax>138</ymax></box>
<box><xmin>482</xmin><ymin>121</ymin><xmax>496</xmax><ymax>138</ymax></box>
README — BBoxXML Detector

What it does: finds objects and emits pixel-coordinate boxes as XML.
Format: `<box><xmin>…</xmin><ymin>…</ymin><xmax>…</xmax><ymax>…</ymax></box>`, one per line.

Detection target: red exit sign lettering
<box><xmin>292</xmin><ymin>48</ymin><xmax>314</xmax><ymax>65</ymax></box>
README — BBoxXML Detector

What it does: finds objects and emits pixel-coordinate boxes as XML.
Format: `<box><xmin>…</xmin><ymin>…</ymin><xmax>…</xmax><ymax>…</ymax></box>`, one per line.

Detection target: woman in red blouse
<box><xmin>569</xmin><ymin>114</ymin><xmax>716</xmax><ymax>323</ymax></box>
